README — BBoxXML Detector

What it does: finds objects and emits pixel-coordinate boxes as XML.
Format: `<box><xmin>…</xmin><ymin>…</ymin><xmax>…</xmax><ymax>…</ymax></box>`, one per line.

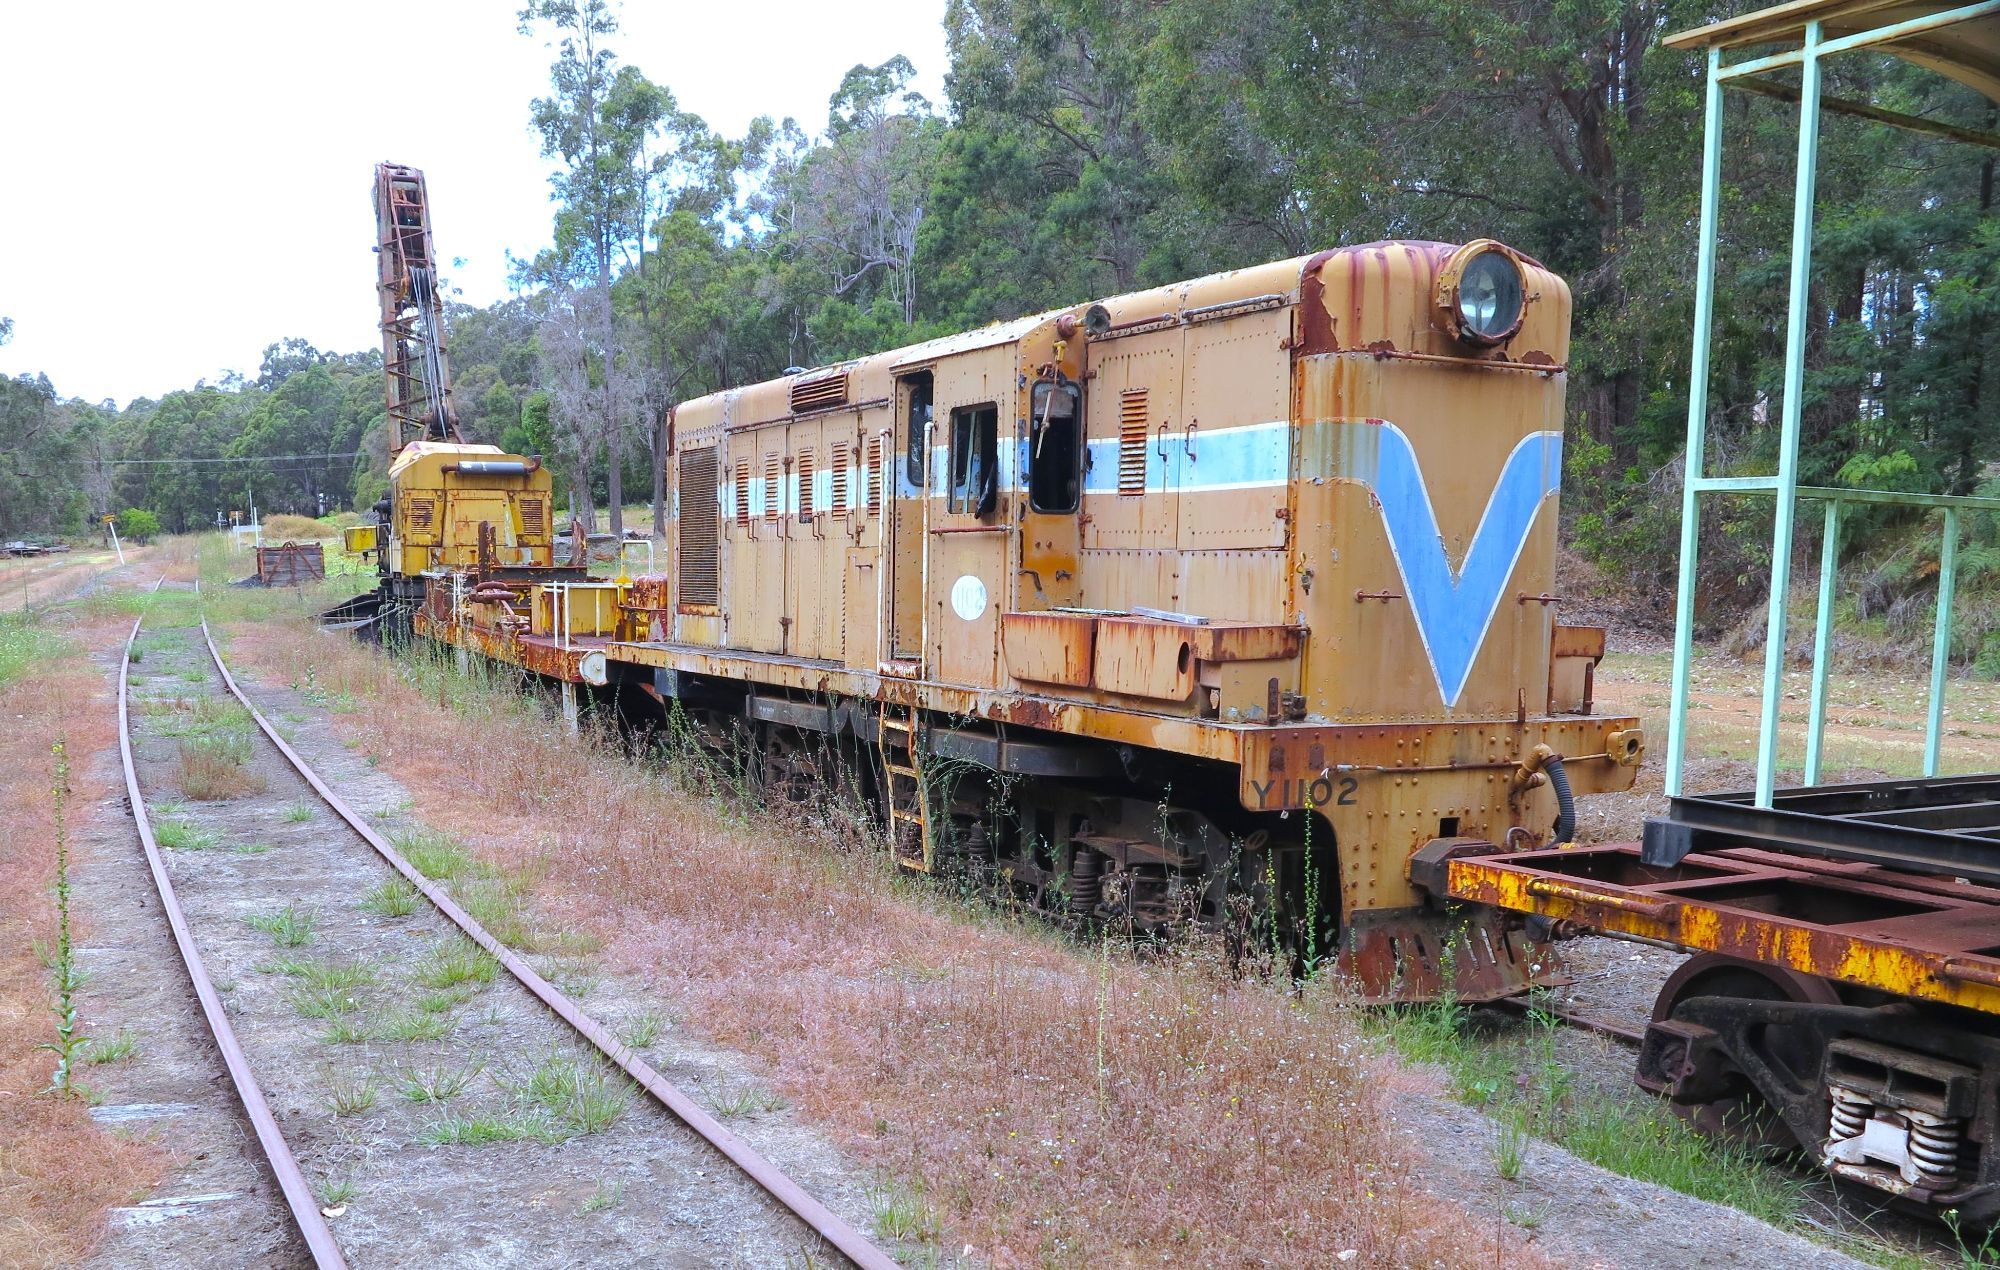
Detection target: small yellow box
<box><xmin>342</xmin><ymin>525</ymin><xmax>379</xmax><ymax>554</ymax></box>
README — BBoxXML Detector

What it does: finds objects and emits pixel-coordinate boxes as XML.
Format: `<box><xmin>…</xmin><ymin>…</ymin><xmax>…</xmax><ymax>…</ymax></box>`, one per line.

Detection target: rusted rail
<box><xmin>117</xmin><ymin>587</ymin><xmax>349</xmax><ymax>1269</ymax></box>
<box><xmin>1486</xmin><ymin>994</ymin><xmax>1646</xmax><ymax>1047</ymax></box>
<box><xmin>195</xmin><ymin>618</ymin><xmax>895</xmax><ymax>1270</ymax></box>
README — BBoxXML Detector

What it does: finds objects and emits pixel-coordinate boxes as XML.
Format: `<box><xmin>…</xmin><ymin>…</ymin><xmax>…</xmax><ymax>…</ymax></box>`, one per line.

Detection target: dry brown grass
<box><xmin>257</xmin><ymin>514</ymin><xmax>339</xmax><ymax>542</ymax></box>
<box><xmin>233</xmin><ymin>623</ymin><xmax>1542</xmax><ymax>1265</ymax></box>
<box><xmin>0</xmin><ymin>614</ymin><xmax>168</xmax><ymax>1267</ymax></box>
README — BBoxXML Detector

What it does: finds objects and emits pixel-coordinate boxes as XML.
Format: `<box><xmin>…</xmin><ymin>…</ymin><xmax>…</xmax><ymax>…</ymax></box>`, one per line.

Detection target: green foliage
<box><xmin>114</xmin><ymin>507</ymin><xmax>161</xmax><ymax>543</ymax></box>
<box><xmin>8</xmin><ymin>0</ymin><xmax>2000</xmax><ymax>605</ymax></box>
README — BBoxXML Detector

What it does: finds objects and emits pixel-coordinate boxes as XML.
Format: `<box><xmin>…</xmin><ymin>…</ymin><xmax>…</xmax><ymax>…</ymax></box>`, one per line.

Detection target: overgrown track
<box><xmin>119</xmin><ymin>588</ymin><xmax>894</xmax><ymax>1269</ymax></box>
<box><xmin>116</xmin><ymin>588</ymin><xmax>348</xmax><ymax>1269</ymax></box>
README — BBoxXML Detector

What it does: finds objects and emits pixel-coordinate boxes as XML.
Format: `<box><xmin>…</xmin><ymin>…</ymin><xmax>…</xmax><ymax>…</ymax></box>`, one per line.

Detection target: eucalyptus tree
<box><xmin>520</xmin><ymin>0</ymin><xmax>641</xmax><ymax>535</ymax></box>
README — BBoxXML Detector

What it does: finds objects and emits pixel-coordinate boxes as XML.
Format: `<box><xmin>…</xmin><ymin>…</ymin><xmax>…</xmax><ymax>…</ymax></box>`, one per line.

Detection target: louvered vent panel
<box><xmin>518</xmin><ymin>497</ymin><xmax>546</xmax><ymax>540</ymax></box>
<box><xmin>407</xmin><ymin>496</ymin><xmax>436</xmax><ymax>531</ymax></box>
<box><xmin>677</xmin><ymin>447</ymin><xmax>719</xmax><ymax>607</ymax></box>
<box><xmin>830</xmin><ymin>441</ymin><xmax>850</xmax><ymax>517</ymax></box>
<box><xmin>762</xmin><ymin>453</ymin><xmax>781</xmax><ymax>521</ymax></box>
<box><xmin>865</xmin><ymin>435</ymin><xmax>885</xmax><ymax>517</ymax></box>
<box><xmin>734</xmin><ymin>460</ymin><xmax>752</xmax><ymax>526</ymax></box>
<box><xmin>789</xmin><ymin>372</ymin><xmax>849</xmax><ymax>413</ymax></box>
<box><xmin>1118</xmin><ymin>389</ymin><xmax>1149</xmax><ymax>496</ymax></box>
<box><xmin>797</xmin><ymin>449</ymin><xmax>816</xmax><ymax>518</ymax></box>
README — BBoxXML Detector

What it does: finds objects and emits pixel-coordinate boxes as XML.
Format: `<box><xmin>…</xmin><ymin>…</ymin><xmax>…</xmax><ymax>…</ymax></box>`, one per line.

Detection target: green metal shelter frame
<box><xmin>1663</xmin><ymin>0</ymin><xmax>2000</xmax><ymax>805</ymax></box>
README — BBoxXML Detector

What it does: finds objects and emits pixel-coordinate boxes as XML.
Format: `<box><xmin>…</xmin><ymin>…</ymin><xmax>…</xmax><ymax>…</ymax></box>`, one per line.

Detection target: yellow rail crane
<box><xmin>324</xmin><ymin>164</ymin><xmax>582</xmax><ymax>667</ymax></box>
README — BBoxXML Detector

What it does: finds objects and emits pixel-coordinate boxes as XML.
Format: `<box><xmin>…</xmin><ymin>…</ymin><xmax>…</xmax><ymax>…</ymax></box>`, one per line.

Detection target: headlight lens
<box><xmin>1456</xmin><ymin>250</ymin><xmax>1523</xmax><ymax>343</ymax></box>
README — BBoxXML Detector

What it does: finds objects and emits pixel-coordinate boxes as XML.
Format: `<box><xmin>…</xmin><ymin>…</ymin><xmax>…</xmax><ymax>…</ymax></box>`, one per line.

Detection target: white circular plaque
<box><xmin>950</xmin><ymin>574</ymin><xmax>989</xmax><ymax>621</ymax></box>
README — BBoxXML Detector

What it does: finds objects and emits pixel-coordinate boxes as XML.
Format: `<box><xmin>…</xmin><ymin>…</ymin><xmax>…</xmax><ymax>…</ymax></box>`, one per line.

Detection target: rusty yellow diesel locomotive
<box><xmin>397</xmin><ymin>238</ymin><xmax>1642</xmax><ymax>999</ymax></box>
<box><xmin>390</xmin><ymin>238</ymin><xmax>1643</xmax><ymax>998</ymax></box>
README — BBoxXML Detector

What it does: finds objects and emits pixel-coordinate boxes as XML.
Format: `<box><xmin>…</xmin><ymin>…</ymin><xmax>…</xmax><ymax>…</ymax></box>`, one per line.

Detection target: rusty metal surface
<box><xmin>119</xmin><ymin>596</ymin><xmax>348</xmax><ymax>1268</ymax></box>
<box><xmin>1092</xmin><ymin>616</ymin><xmax>1197</xmax><ymax>701</ymax></box>
<box><xmin>198</xmin><ymin>620</ymin><xmax>895</xmax><ymax>1270</ymax></box>
<box><xmin>1000</xmin><ymin>611</ymin><xmax>1094</xmax><ymax>687</ymax></box>
<box><xmin>253</xmin><ymin>541</ymin><xmax>325</xmax><ymax>586</ymax></box>
<box><xmin>1337</xmin><ymin>906</ymin><xmax>1557</xmax><ymax>1004</ymax></box>
<box><xmin>1444</xmin><ymin>840</ymin><xmax>2000</xmax><ymax>1015</ymax></box>
<box><xmin>413</xmin><ymin>610</ymin><xmax>607</xmax><ymax>685</ymax></box>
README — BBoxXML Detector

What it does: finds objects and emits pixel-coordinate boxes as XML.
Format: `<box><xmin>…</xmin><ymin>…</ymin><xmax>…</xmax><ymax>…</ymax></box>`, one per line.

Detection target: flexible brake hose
<box><xmin>1546</xmin><ymin>752</ymin><xmax>1576</xmax><ymax>845</ymax></box>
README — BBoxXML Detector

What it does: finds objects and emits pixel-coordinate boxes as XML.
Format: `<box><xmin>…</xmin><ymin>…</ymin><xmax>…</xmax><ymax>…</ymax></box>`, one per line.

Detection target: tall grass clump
<box><xmin>175</xmin><ymin>731</ymin><xmax>265</xmax><ymax>800</ymax></box>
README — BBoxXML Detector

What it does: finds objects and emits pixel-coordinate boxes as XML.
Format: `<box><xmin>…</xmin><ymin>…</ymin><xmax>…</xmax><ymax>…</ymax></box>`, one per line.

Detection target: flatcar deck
<box><xmin>1437</xmin><ymin>832</ymin><xmax>2000</xmax><ymax>1015</ymax></box>
<box><xmin>1644</xmin><ymin>774</ymin><xmax>2000</xmax><ymax>886</ymax></box>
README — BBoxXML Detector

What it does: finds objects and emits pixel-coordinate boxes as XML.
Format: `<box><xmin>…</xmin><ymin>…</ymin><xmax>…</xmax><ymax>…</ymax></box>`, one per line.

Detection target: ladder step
<box><xmin>884</xmin><ymin>763</ymin><xmax>920</xmax><ymax>778</ymax></box>
<box><xmin>891</xmin><ymin>809</ymin><xmax>925</xmax><ymax>824</ymax></box>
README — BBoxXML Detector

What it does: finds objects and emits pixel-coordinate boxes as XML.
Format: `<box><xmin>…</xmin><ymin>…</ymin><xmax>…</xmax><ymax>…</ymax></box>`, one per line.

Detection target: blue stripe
<box><xmin>1339</xmin><ymin>422</ymin><xmax>1561</xmax><ymax>708</ymax></box>
<box><xmin>1080</xmin><ymin>421</ymin><xmax>1290</xmax><ymax>494</ymax></box>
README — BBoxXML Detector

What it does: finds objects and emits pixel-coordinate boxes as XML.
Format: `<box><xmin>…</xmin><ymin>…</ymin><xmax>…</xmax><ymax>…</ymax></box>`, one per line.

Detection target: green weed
<box><xmin>319</xmin><ymin>1019</ymin><xmax>372</xmax><ymax>1045</ymax></box>
<box><xmin>154</xmin><ymin>818</ymin><xmax>222</xmax><ymax>851</ymax></box>
<box><xmin>578</xmin><ymin>1179</ymin><xmax>624</xmax><ymax>1215</ymax></box>
<box><xmin>83</xmin><ymin>1027</ymin><xmax>140</xmax><ymax>1065</ymax></box>
<box><xmin>246</xmin><ymin>903</ymin><xmax>317</xmax><ymax>947</ymax></box>
<box><xmin>323</xmin><ymin>1071</ymin><xmax>378</xmax><ymax>1117</ymax></box>
<box><xmin>288</xmin><ymin>985</ymin><xmax>362</xmax><ymax>1020</ymax></box>
<box><xmin>520</xmin><ymin>1052</ymin><xmax>630</xmax><ymax>1135</ymax></box>
<box><xmin>395</xmin><ymin>1060</ymin><xmax>482</xmax><ymax>1103</ymax></box>
<box><xmin>413</xmin><ymin>941</ymin><xmax>497</xmax><ymax>990</ymax></box>
<box><xmin>394</xmin><ymin>829</ymin><xmax>482</xmax><ymax>880</ymax></box>
<box><xmin>708</xmin><ymin>1083</ymin><xmax>786</xmax><ymax>1119</ymax></box>
<box><xmin>377</xmin><ymin>1009</ymin><xmax>453</xmax><ymax>1043</ymax></box>
<box><xmin>360</xmin><ymin>878</ymin><xmax>420</xmax><ymax>918</ymax></box>
<box><xmin>283</xmin><ymin>800</ymin><xmax>315</xmax><ymax>823</ymax></box>
<box><xmin>417</xmin><ymin>1110</ymin><xmax>554</xmax><ymax>1146</ymax></box>
<box><xmin>867</xmin><ymin>1181</ymin><xmax>942</xmax><ymax>1244</ymax></box>
<box><xmin>618</xmin><ymin>1011</ymin><xmax>665</xmax><ymax>1049</ymax></box>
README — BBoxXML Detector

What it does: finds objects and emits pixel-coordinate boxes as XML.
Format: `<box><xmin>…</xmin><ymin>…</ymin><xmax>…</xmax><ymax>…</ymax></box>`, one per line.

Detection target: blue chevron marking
<box><xmin>1340</xmin><ymin>421</ymin><xmax>1561</xmax><ymax>708</ymax></box>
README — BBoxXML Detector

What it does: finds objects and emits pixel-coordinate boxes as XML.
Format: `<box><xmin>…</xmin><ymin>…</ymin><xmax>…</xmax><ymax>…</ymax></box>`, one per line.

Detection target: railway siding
<box><xmin>99</xmin><ymin>596</ymin><xmax>870</xmax><ymax>1267</ymax></box>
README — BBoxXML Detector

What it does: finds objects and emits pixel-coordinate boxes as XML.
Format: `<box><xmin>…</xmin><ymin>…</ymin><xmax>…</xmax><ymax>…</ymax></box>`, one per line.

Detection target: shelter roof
<box><xmin>1666</xmin><ymin>1</ymin><xmax>2000</xmax><ymax>102</ymax></box>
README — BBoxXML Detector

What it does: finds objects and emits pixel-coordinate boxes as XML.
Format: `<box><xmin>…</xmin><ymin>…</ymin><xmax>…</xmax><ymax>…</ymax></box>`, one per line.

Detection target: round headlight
<box><xmin>1453</xmin><ymin>249</ymin><xmax>1524</xmax><ymax>345</ymax></box>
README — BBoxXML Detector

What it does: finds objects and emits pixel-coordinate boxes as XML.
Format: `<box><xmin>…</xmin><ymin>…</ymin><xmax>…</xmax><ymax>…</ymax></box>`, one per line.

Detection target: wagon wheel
<box><xmin>1650</xmin><ymin>953</ymin><xmax>1840</xmax><ymax>1151</ymax></box>
<box><xmin>757</xmin><ymin>723</ymin><xmax>822</xmax><ymax>806</ymax></box>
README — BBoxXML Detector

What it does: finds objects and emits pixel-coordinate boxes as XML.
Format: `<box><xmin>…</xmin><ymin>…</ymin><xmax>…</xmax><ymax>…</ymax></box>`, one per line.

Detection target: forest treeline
<box><xmin>5</xmin><ymin>0</ymin><xmax>2000</xmax><ymax>606</ymax></box>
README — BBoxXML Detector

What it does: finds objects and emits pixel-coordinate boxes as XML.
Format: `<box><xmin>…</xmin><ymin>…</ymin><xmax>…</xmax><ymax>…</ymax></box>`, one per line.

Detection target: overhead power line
<box><xmin>98</xmin><ymin>451</ymin><xmax>368</xmax><ymax>466</ymax></box>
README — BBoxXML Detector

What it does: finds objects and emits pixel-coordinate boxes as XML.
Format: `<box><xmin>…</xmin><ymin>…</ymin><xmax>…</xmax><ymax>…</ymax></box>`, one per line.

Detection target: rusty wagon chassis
<box><xmin>1432</xmin><ymin>774</ymin><xmax>2000</xmax><ymax>1219</ymax></box>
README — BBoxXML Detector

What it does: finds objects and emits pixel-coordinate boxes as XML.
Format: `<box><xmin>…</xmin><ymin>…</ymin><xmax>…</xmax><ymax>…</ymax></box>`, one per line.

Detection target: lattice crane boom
<box><xmin>374</xmin><ymin>162</ymin><xmax>461</xmax><ymax>453</ymax></box>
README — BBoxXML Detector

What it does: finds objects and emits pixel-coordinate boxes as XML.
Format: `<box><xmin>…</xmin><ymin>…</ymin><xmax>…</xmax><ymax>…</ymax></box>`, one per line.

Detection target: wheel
<box><xmin>1648</xmin><ymin>953</ymin><xmax>1840</xmax><ymax>1150</ymax></box>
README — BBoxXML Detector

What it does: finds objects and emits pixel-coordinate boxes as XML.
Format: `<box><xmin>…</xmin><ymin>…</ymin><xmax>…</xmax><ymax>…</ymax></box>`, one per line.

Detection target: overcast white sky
<box><xmin>0</xmin><ymin>0</ymin><xmax>948</xmax><ymax>406</ymax></box>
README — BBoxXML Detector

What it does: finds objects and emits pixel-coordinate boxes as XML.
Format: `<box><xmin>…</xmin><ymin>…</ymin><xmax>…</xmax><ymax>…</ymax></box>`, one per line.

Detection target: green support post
<box><xmin>1753</xmin><ymin>19</ymin><xmax>1824</xmax><ymax>808</ymax></box>
<box><xmin>1804</xmin><ymin>499</ymin><xmax>1841</xmax><ymax>785</ymax></box>
<box><xmin>1927</xmin><ymin>508</ymin><xmax>1960</xmax><ymax>778</ymax></box>
<box><xmin>1666</xmin><ymin>46</ymin><xmax>1726</xmax><ymax>800</ymax></box>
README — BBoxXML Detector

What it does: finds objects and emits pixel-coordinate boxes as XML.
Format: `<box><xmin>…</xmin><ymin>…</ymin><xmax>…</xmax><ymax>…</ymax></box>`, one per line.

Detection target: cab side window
<box><xmin>947</xmin><ymin>403</ymin><xmax>999</xmax><ymax>517</ymax></box>
<box><xmin>904</xmin><ymin>372</ymin><xmax>934</xmax><ymax>489</ymax></box>
<box><xmin>1028</xmin><ymin>381</ymin><xmax>1080</xmax><ymax>513</ymax></box>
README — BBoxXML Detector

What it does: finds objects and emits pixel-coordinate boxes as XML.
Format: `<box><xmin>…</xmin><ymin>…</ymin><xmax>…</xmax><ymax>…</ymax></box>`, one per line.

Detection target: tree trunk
<box><xmin>652</xmin><ymin>408</ymin><xmax>667</xmax><ymax>539</ymax></box>
<box><xmin>597</xmin><ymin>267</ymin><xmax>624</xmax><ymax>540</ymax></box>
<box><xmin>571</xmin><ymin>455</ymin><xmax>597</xmax><ymax>535</ymax></box>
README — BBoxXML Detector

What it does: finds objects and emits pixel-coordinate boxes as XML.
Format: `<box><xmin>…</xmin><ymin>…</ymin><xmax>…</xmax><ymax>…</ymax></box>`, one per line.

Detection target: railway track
<box><xmin>116</xmin><ymin>584</ymin><xmax>893</xmax><ymax>1268</ymax></box>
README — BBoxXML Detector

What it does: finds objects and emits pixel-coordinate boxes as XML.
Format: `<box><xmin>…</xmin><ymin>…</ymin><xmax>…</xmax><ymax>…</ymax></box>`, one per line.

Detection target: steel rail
<box><xmin>195</xmin><ymin>619</ymin><xmax>895</xmax><ymax>1270</ymax></box>
<box><xmin>117</xmin><ymin>590</ymin><xmax>350</xmax><ymax>1269</ymax></box>
<box><xmin>1486</xmin><ymin>994</ymin><xmax>1645</xmax><ymax>1047</ymax></box>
